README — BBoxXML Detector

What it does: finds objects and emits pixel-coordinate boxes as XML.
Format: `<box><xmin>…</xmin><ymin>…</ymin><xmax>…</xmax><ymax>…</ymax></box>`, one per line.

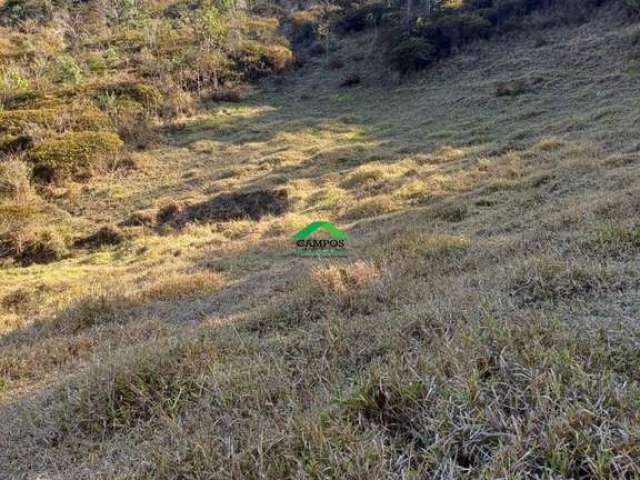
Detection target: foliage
<box><xmin>624</xmin><ymin>0</ymin><xmax>640</xmax><ymax>15</ymax></box>
<box><xmin>0</xmin><ymin>0</ymin><xmax>55</xmax><ymax>26</ymax></box>
<box><xmin>28</xmin><ymin>131</ymin><xmax>124</xmax><ymax>182</ymax></box>
<box><xmin>50</xmin><ymin>54</ymin><xmax>83</xmax><ymax>84</ymax></box>
<box><xmin>336</xmin><ymin>2</ymin><xmax>390</xmax><ymax>33</ymax></box>
<box><xmin>345</xmin><ymin>0</ymin><xmax>616</xmax><ymax>74</ymax></box>
<box><xmin>389</xmin><ymin>37</ymin><xmax>437</xmax><ymax>74</ymax></box>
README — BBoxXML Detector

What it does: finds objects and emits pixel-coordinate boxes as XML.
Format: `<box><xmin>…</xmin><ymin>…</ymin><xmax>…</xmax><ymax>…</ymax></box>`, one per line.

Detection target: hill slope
<box><xmin>2</xmin><ymin>5</ymin><xmax>640</xmax><ymax>478</ymax></box>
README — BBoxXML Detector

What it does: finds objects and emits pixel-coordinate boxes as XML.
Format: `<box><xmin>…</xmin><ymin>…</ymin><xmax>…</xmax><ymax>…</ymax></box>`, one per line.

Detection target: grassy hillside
<box><xmin>2</xmin><ymin>0</ymin><xmax>640</xmax><ymax>478</ymax></box>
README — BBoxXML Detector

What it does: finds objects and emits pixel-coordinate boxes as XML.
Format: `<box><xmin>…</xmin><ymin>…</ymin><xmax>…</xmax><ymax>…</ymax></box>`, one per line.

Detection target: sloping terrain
<box><xmin>2</xmin><ymin>6</ymin><xmax>640</xmax><ymax>478</ymax></box>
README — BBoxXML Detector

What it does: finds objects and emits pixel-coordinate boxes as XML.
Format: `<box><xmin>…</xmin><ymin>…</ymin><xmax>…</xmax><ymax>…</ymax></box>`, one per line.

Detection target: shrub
<box><xmin>0</xmin><ymin>90</ymin><xmax>45</xmax><ymax>109</ymax></box>
<box><xmin>0</xmin><ymin>67</ymin><xmax>30</xmax><ymax>95</ymax></box>
<box><xmin>309</xmin><ymin>42</ymin><xmax>327</xmax><ymax>56</ymax></box>
<box><xmin>0</xmin><ymin>107</ymin><xmax>112</xmax><ymax>135</ymax></box>
<box><xmin>328</xmin><ymin>57</ymin><xmax>345</xmax><ymax>69</ymax></box>
<box><xmin>205</xmin><ymin>87</ymin><xmax>247</xmax><ymax>103</ymax></box>
<box><xmin>0</xmin><ymin>159</ymin><xmax>35</xmax><ymax>204</ymax></box>
<box><xmin>51</xmin><ymin>54</ymin><xmax>83</xmax><ymax>84</ymax></box>
<box><xmin>289</xmin><ymin>10</ymin><xmax>319</xmax><ymax>45</ymax></box>
<box><xmin>0</xmin><ymin>109</ymin><xmax>56</xmax><ymax>135</ymax></box>
<box><xmin>495</xmin><ymin>78</ymin><xmax>531</xmax><ymax>96</ymax></box>
<box><xmin>0</xmin><ymin>0</ymin><xmax>54</xmax><ymax>26</ymax></box>
<box><xmin>14</xmin><ymin>229</ymin><xmax>66</xmax><ymax>266</ymax></box>
<box><xmin>87</xmin><ymin>48</ymin><xmax>122</xmax><ymax>73</ymax></box>
<box><xmin>73</xmin><ymin>226</ymin><xmax>124</xmax><ymax>250</ymax></box>
<box><xmin>624</xmin><ymin>0</ymin><xmax>640</xmax><ymax>16</ymax></box>
<box><xmin>0</xmin><ymin>163</ymin><xmax>47</xmax><ymax>264</ymax></box>
<box><xmin>555</xmin><ymin>0</ymin><xmax>607</xmax><ymax>23</ymax></box>
<box><xmin>234</xmin><ymin>41</ymin><xmax>294</xmax><ymax>80</ymax></box>
<box><xmin>107</xmin><ymin>99</ymin><xmax>158</xmax><ymax>149</ymax></box>
<box><xmin>389</xmin><ymin>37</ymin><xmax>437</xmax><ymax>74</ymax></box>
<box><xmin>430</xmin><ymin>13</ymin><xmax>492</xmax><ymax>49</ymax></box>
<box><xmin>485</xmin><ymin>0</ymin><xmax>540</xmax><ymax>27</ymax></box>
<box><xmin>0</xmin><ymin>134</ymin><xmax>33</xmax><ymax>154</ymax></box>
<box><xmin>95</xmin><ymin>82</ymin><xmax>163</xmax><ymax>113</ymax></box>
<box><xmin>28</xmin><ymin>131</ymin><xmax>124</xmax><ymax>182</ymax></box>
<box><xmin>0</xmin><ymin>213</ymin><xmax>67</xmax><ymax>266</ymax></box>
<box><xmin>337</xmin><ymin>3</ymin><xmax>389</xmax><ymax>33</ymax></box>
<box><xmin>340</xmin><ymin>73</ymin><xmax>361</xmax><ymax>87</ymax></box>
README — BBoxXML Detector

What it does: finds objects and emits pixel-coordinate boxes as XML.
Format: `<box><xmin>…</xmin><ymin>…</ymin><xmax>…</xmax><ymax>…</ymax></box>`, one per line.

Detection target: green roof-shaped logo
<box><xmin>292</xmin><ymin>221</ymin><xmax>349</xmax><ymax>241</ymax></box>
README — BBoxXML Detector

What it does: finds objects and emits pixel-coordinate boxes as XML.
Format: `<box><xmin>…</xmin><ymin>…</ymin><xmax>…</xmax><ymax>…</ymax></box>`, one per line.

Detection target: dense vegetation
<box><xmin>328</xmin><ymin>0</ymin><xmax>640</xmax><ymax>73</ymax></box>
<box><xmin>0</xmin><ymin>0</ymin><xmax>293</xmax><ymax>263</ymax></box>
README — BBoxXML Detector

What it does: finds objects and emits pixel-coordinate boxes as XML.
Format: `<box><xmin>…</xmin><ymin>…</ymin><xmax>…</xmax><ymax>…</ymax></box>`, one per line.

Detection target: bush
<box><xmin>51</xmin><ymin>54</ymin><xmax>83</xmax><ymax>84</ymax></box>
<box><xmin>205</xmin><ymin>86</ymin><xmax>247</xmax><ymax>103</ymax></box>
<box><xmin>389</xmin><ymin>37</ymin><xmax>437</xmax><ymax>74</ymax></box>
<box><xmin>328</xmin><ymin>57</ymin><xmax>345</xmax><ymax>69</ymax></box>
<box><xmin>289</xmin><ymin>10</ymin><xmax>319</xmax><ymax>45</ymax></box>
<box><xmin>340</xmin><ymin>72</ymin><xmax>361</xmax><ymax>87</ymax></box>
<box><xmin>337</xmin><ymin>3</ymin><xmax>389</xmax><ymax>33</ymax></box>
<box><xmin>15</xmin><ymin>229</ymin><xmax>66</xmax><ymax>266</ymax></box>
<box><xmin>95</xmin><ymin>82</ymin><xmax>163</xmax><ymax>113</ymax></box>
<box><xmin>0</xmin><ymin>109</ymin><xmax>57</xmax><ymax>135</ymax></box>
<box><xmin>73</xmin><ymin>226</ymin><xmax>124</xmax><ymax>250</ymax></box>
<box><xmin>0</xmin><ymin>107</ymin><xmax>112</xmax><ymax>135</ymax></box>
<box><xmin>233</xmin><ymin>41</ymin><xmax>293</xmax><ymax>80</ymax></box>
<box><xmin>309</xmin><ymin>42</ymin><xmax>327</xmax><ymax>56</ymax></box>
<box><xmin>385</xmin><ymin>0</ymin><xmax>608</xmax><ymax>73</ymax></box>
<box><xmin>624</xmin><ymin>0</ymin><xmax>640</xmax><ymax>16</ymax></box>
<box><xmin>0</xmin><ymin>215</ymin><xmax>67</xmax><ymax>266</ymax></box>
<box><xmin>28</xmin><ymin>131</ymin><xmax>124</xmax><ymax>182</ymax></box>
<box><xmin>0</xmin><ymin>90</ymin><xmax>44</xmax><ymax>109</ymax></box>
<box><xmin>420</xmin><ymin>12</ymin><xmax>492</xmax><ymax>52</ymax></box>
<box><xmin>0</xmin><ymin>134</ymin><xmax>33</xmax><ymax>154</ymax></box>
<box><xmin>0</xmin><ymin>0</ymin><xmax>54</xmax><ymax>26</ymax></box>
<box><xmin>0</xmin><ymin>159</ymin><xmax>35</xmax><ymax>204</ymax></box>
<box><xmin>107</xmin><ymin>98</ymin><xmax>158</xmax><ymax>149</ymax></box>
<box><xmin>484</xmin><ymin>0</ymin><xmax>540</xmax><ymax>27</ymax></box>
<box><xmin>495</xmin><ymin>78</ymin><xmax>531</xmax><ymax>96</ymax></box>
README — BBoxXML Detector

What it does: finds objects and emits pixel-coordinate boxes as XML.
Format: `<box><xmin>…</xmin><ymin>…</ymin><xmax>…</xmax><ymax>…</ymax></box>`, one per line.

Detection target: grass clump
<box><xmin>580</xmin><ymin>223</ymin><xmax>640</xmax><ymax>257</ymax></box>
<box><xmin>28</xmin><ymin>131</ymin><xmax>124</xmax><ymax>182</ymax></box>
<box><xmin>510</xmin><ymin>257</ymin><xmax>615</xmax><ymax>305</ymax></box>
<box><xmin>253</xmin><ymin>260</ymin><xmax>400</xmax><ymax>331</ymax></box>
<box><xmin>46</xmin><ymin>271</ymin><xmax>225</xmax><ymax>334</ymax></box>
<box><xmin>341</xmin><ymin>162</ymin><xmax>393</xmax><ymax>188</ymax></box>
<box><xmin>57</xmin><ymin>338</ymin><xmax>215</xmax><ymax>436</ymax></box>
<box><xmin>429</xmin><ymin>201</ymin><xmax>469</xmax><ymax>222</ymax></box>
<box><xmin>334</xmin><ymin>312</ymin><xmax>640</xmax><ymax>478</ymax></box>
<box><xmin>496</xmin><ymin>78</ymin><xmax>534</xmax><ymax>97</ymax></box>
<box><xmin>342</xmin><ymin>195</ymin><xmax>399</xmax><ymax>219</ymax></box>
<box><xmin>391</xmin><ymin>231</ymin><xmax>469</xmax><ymax>261</ymax></box>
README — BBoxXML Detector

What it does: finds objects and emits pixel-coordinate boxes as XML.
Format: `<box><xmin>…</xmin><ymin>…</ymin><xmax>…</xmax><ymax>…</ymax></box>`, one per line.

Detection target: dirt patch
<box><xmin>73</xmin><ymin>226</ymin><xmax>124</xmax><ymax>249</ymax></box>
<box><xmin>158</xmin><ymin>189</ymin><xmax>290</xmax><ymax>227</ymax></box>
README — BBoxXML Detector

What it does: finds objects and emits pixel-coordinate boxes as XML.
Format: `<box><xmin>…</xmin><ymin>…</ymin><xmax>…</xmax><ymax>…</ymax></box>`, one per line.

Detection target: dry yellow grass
<box><xmin>2</xmin><ymin>5</ymin><xmax>640</xmax><ymax>479</ymax></box>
